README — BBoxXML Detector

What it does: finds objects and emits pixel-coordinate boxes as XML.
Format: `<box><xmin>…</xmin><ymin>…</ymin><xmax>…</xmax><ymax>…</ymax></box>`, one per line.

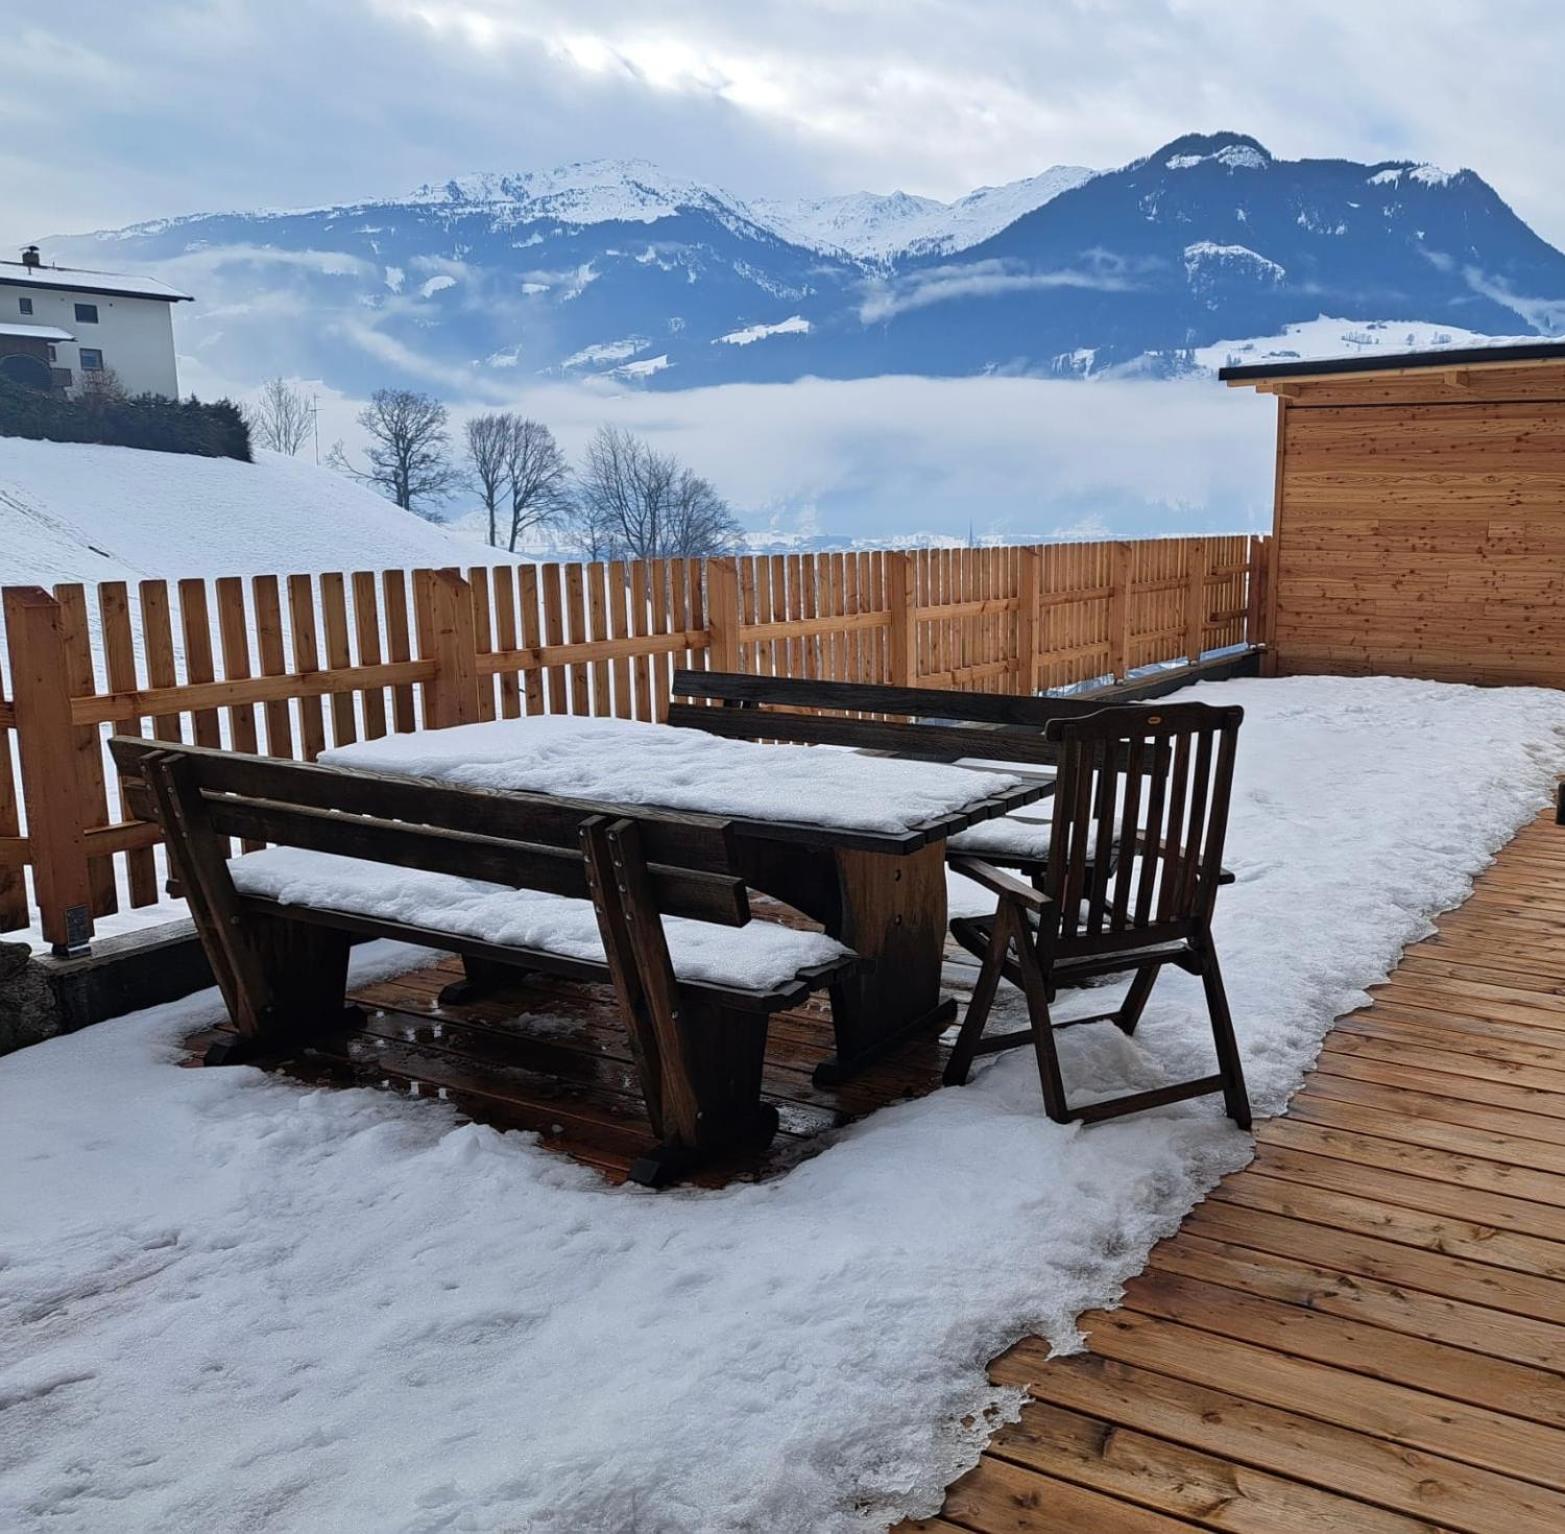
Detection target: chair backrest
<box><xmin>1041</xmin><ymin>701</ymin><xmax>1242</xmax><ymax>953</ymax></box>
<box><xmin>108</xmin><ymin>737</ymin><xmax>750</xmax><ymax>927</ymax></box>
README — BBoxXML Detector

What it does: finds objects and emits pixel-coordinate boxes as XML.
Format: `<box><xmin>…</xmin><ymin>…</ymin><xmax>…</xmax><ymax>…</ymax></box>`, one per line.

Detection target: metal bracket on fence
<box><xmin>56</xmin><ymin>903</ymin><xmax>93</xmax><ymax>959</ymax></box>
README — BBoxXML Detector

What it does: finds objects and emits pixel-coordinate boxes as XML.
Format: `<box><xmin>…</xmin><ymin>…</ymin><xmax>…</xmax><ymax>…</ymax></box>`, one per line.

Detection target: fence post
<box><xmin>1106</xmin><ymin>542</ymin><xmax>1135</xmax><ymax>681</ymax></box>
<box><xmin>887</xmin><ymin>551</ymin><xmax>916</xmax><ymax>686</ymax></box>
<box><xmin>3</xmin><ymin>586</ymin><xmax>94</xmax><ymax>955</ymax></box>
<box><xmin>1015</xmin><ymin>546</ymin><xmax>1041</xmax><ymax>696</ymax></box>
<box><xmin>418</xmin><ymin>568</ymin><xmax>481</xmax><ymax>729</ymax></box>
<box><xmin>1183</xmin><ymin>539</ymin><xmax>1207</xmax><ymax>666</ymax></box>
<box><xmin>706</xmin><ymin>557</ymin><xmax>742</xmax><ymax>674</ymax></box>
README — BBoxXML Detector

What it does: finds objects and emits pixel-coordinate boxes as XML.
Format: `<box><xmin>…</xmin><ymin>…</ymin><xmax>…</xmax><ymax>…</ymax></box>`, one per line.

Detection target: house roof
<box><xmin>1219</xmin><ymin>338</ymin><xmax>1565</xmax><ymax>384</ymax></box>
<box><xmin>0</xmin><ymin>321</ymin><xmax>74</xmax><ymax>341</ymax></box>
<box><xmin>0</xmin><ymin>261</ymin><xmax>192</xmax><ymax>303</ymax></box>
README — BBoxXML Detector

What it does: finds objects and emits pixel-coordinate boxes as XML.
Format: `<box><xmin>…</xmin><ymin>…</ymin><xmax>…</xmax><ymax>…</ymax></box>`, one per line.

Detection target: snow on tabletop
<box><xmin>5</xmin><ymin>674</ymin><xmax>1565</xmax><ymax>1534</ymax></box>
<box><xmin>321</xmin><ymin>713</ymin><xmax>1025</xmax><ymax>836</ymax></box>
<box><xmin>231</xmin><ymin>846</ymin><xmax>848</xmax><ymax>993</ymax></box>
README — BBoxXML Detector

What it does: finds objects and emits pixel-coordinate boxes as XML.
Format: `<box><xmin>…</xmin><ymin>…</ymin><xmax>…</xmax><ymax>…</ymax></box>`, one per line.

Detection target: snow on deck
<box><xmin>3</xmin><ymin>675</ymin><xmax>1565</xmax><ymax>1534</ymax></box>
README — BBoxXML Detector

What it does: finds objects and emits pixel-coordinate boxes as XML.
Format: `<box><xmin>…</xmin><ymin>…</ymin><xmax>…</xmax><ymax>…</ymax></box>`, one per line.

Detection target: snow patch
<box><xmin>1183</xmin><ymin>242</ymin><xmax>1285</xmax><ymax>283</ymax></box>
<box><xmin>1167</xmin><ymin>145</ymin><xmax>1269</xmax><ymax>171</ymax></box>
<box><xmin>561</xmin><ymin>337</ymin><xmax>648</xmax><ymax>369</ymax></box>
<box><xmin>716</xmin><ymin>315</ymin><xmax>812</xmax><ymax>345</ymax></box>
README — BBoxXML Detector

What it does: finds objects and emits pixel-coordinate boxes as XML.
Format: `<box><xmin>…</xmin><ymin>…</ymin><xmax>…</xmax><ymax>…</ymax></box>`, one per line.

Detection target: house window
<box><xmin>74</xmin><ymin>302</ymin><xmax>99</xmax><ymax>324</ymax></box>
<box><xmin>79</xmin><ymin>348</ymin><xmax>103</xmax><ymax>371</ymax></box>
<box><xmin>18</xmin><ymin>297</ymin><xmax>32</xmax><ymax>315</ymax></box>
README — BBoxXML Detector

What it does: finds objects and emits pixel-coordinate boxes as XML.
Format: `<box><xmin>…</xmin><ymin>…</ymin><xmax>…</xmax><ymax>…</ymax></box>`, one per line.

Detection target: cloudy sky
<box><xmin>9</xmin><ymin>0</ymin><xmax>1564</xmax><ymax>244</ymax></box>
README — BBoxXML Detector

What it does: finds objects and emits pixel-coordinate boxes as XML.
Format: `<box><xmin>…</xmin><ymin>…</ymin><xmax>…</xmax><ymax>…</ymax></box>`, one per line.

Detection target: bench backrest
<box><xmin>673</xmin><ymin>669</ymin><xmax>1112</xmax><ymax>726</ymax></box>
<box><xmin>668</xmin><ymin>670</ymin><xmax>1091</xmax><ymax>767</ymax></box>
<box><xmin>109</xmin><ymin>737</ymin><xmax>750</xmax><ymax>927</ymax></box>
<box><xmin>1041</xmin><ymin>701</ymin><xmax>1242</xmax><ymax>955</ymax></box>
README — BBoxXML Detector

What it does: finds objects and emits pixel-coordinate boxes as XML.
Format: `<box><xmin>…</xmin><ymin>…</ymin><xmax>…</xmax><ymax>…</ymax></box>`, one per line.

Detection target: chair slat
<box><xmin>1111</xmin><ymin>734</ymin><xmax>1145</xmax><ymax>930</ymax></box>
<box><xmin>1156</xmin><ymin>731</ymin><xmax>1192</xmax><ymax>923</ymax></box>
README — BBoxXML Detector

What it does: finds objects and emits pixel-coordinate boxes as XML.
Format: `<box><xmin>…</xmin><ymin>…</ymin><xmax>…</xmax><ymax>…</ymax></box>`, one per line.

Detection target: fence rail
<box><xmin>0</xmin><ymin>534</ymin><xmax>1269</xmax><ymax>952</ymax></box>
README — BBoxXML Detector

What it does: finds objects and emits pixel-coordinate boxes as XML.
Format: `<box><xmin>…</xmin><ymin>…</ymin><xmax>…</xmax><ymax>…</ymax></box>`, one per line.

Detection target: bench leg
<box><xmin>437</xmin><ymin>955</ymin><xmax>523</xmax><ymax>1008</ymax></box>
<box><xmin>628</xmin><ymin>996</ymin><xmax>777</xmax><ymax>1187</ymax></box>
<box><xmin>206</xmin><ymin>914</ymin><xmax>355</xmax><ymax>1066</ymax></box>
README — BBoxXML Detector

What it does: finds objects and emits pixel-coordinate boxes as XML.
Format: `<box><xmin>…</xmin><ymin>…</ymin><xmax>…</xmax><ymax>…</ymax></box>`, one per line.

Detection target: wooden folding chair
<box><xmin>943</xmin><ymin>701</ymin><xmax>1251</xmax><ymax>1128</ymax></box>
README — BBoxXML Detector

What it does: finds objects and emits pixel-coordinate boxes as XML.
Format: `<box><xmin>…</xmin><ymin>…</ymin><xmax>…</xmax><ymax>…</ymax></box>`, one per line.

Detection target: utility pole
<box><xmin>311</xmin><ymin>394</ymin><xmax>320</xmax><ymax>464</ymax></box>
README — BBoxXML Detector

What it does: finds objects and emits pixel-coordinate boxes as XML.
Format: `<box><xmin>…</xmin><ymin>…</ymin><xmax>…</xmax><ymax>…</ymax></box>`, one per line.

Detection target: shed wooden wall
<box><xmin>1258</xmin><ymin>360</ymin><xmax>1565</xmax><ymax>686</ymax></box>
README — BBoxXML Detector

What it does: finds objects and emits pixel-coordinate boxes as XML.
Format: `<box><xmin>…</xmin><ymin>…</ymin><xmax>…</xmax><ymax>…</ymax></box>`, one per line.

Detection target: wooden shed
<box><xmin>1223</xmin><ymin>341</ymin><xmax>1565</xmax><ymax>686</ymax></box>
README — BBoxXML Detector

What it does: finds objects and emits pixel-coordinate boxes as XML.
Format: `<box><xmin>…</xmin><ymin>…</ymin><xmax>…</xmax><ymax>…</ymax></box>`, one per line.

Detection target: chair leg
<box><xmin>1114</xmin><ymin>963</ymin><xmax>1159</xmax><ymax>1037</ymax></box>
<box><xmin>1197</xmin><ymin>946</ymin><xmax>1252</xmax><ymax>1129</ymax></box>
<box><xmin>1013</xmin><ymin>919</ymin><xmax>1070</xmax><ymax>1123</ymax></box>
<box><xmin>943</xmin><ymin>900</ymin><xmax>1016</xmax><ymax>1086</ymax></box>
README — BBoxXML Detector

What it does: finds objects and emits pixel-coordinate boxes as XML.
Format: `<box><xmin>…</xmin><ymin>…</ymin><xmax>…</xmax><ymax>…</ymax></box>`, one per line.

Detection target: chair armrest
<box><xmin>948</xmin><ymin>855</ymin><xmax>1054</xmax><ymax>913</ymax></box>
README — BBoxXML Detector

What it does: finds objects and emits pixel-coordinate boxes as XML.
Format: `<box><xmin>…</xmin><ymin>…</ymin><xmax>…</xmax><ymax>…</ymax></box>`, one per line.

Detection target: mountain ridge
<box><xmin>51</xmin><ymin>131</ymin><xmax>1565</xmax><ymax>395</ymax></box>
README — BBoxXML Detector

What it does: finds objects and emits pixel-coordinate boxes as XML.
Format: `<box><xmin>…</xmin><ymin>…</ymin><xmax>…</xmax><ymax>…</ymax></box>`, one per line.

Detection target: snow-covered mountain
<box><xmin>51</xmin><ymin>132</ymin><xmax>1565</xmax><ymax>395</ymax></box>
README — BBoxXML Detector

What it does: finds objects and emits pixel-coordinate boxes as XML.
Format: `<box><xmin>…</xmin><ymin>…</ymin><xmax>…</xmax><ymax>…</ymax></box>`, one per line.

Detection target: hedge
<box><xmin>0</xmin><ymin>379</ymin><xmax>252</xmax><ymax>461</ymax></box>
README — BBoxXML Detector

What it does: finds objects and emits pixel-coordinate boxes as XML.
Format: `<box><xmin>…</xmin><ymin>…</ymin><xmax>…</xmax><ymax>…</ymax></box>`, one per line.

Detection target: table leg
<box><xmin>815</xmin><ymin>839</ymin><xmax>954</xmax><ymax>1086</ymax></box>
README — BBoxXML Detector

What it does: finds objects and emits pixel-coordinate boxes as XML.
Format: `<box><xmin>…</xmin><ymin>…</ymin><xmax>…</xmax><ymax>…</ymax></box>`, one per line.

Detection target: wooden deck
<box><xmin>900</xmin><ymin>804</ymin><xmax>1565</xmax><ymax>1534</ymax></box>
<box><xmin>187</xmin><ymin>927</ymin><xmax>974</xmax><ymax>1186</ymax></box>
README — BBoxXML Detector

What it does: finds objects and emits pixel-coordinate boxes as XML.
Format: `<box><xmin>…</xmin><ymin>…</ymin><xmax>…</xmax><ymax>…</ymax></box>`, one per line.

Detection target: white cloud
<box><xmin>858</xmin><ymin>259</ymin><xmax>1138</xmax><ymax>323</ymax></box>
<box><xmin>10</xmin><ymin>1</ymin><xmax>1565</xmax><ymax>256</ymax></box>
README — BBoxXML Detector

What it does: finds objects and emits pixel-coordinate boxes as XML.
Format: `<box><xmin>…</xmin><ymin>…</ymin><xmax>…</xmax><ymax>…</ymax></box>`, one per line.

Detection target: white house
<box><xmin>0</xmin><ymin>246</ymin><xmax>191</xmax><ymax>399</ymax></box>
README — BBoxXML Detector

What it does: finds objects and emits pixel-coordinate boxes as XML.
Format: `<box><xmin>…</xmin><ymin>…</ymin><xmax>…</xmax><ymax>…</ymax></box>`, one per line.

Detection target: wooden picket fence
<box><xmin>0</xmin><ymin>534</ymin><xmax>1269</xmax><ymax>952</ymax></box>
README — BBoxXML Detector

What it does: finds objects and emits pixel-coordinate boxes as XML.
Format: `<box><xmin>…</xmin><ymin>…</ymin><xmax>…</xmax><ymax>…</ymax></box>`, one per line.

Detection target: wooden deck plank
<box><xmin>996</xmin><ymin>1353</ymin><xmax>1565</xmax><ymax>1534</ymax></box>
<box><xmin>902</xmin><ymin>804</ymin><xmax>1565</xmax><ymax>1533</ymax></box>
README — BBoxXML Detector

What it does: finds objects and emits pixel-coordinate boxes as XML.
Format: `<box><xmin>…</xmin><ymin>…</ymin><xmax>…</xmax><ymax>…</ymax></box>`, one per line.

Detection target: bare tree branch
<box><xmin>329</xmin><ymin>388</ymin><xmax>459</xmax><ymax>518</ymax></box>
<box><xmin>502</xmin><ymin>418</ymin><xmax>573</xmax><ymax>553</ymax></box>
<box><xmin>570</xmin><ymin>425</ymin><xmax>742</xmax><ymax>560</ymax></box>
<box><xmin>464</xmin><ymin>412</ymin><xmax>511</xmax><ymax>547</ymax></box>
<box><xmin>244</xmin><ymin>378</ymin><xmax>314</xmax><ymax>456</ymax></box>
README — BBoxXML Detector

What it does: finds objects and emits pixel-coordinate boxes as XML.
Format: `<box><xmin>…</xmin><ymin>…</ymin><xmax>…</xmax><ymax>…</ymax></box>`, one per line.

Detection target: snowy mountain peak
<box><xmin>753</xmin><ymin>164</ymin><xmax>1096</xmax><ymax>260</ymax></box>
<box><xmin>399</xmin><ymin>159</ymin><xmax>763</xmax><ymax>232</ymax></box>
<box><xmin>1146</xmin><ymin>132</ymin><xmax>1274</xmax><ymax>172</ymax></box>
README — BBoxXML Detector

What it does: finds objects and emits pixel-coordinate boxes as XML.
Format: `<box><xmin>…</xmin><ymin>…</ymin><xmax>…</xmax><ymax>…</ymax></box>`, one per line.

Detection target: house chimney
<box><xmin>21</xmin><ymin>245</ymin><xmax>41</xmax><ymax>269</ymax></box>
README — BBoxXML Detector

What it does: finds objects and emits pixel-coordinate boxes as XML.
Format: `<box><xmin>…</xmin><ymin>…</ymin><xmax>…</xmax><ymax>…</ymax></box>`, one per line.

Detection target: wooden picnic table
<box><xmin>322</xmin><ymin>716</ymin><xmax>1047</xmax><ymax>1084</ymax></box>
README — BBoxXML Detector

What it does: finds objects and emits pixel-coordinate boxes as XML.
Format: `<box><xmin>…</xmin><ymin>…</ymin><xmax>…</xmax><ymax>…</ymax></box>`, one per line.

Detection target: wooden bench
<box><xmin>667</xmin><ymin>670</ymin><xmax>1110</xmax><ymax>879</ymax></box>
<box><xmin>109</xmin><ymin>737</ymin><xmax>859</xmax><ymax>1187</ymax></box>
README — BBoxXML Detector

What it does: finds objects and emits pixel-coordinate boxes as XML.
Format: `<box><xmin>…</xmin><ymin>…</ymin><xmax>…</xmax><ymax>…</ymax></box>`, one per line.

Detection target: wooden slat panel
<box><xmin>491</xmin><ymin>567</ymin><xmax>520</xmax><ymax>720</ymax></box>
<box><xmin>286</xmin><ymin>574</ymin><xmax>326</xmax><ymax>760</ymax></box>
<box><xmin>319</xmin><ymin>572</ymin><xmax>357</xmax><ymax>747</ymax></box>
<box><xmin>215</xmin><ymin>577</ymin><xmax>262</xmax><ymax>852</ymax></box>
<box><xmin>97</xmin><ymin>581</ymin><xmax>156</xmax><ymax>908</ymax></box>
<box><xmin>54</xmin><ymin>585</ymin><xmax>116</xmax><ymax>915</ymax></box>
<box><xmin>350</xmin><ymin>571</ymin><xmax>389</xmax><ymax>740</ymax></box>
<box><xmin>252</xmin><ymin>575</ymin><xmax>294</xmax><ymax>758</ymax></box>
<box><xmin>381</xmin><ymin>569</ymin><xmax>416</xmax><ymax>733</ymax></box>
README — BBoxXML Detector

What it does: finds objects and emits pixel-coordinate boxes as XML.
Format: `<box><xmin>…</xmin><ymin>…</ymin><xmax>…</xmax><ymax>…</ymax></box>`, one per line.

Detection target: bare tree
<box><xmin>571</xmin><ymin>425</ymin><xmax>741</xmax><ymax>560</ymax></box>
<box><xmin>502</xmin><ymin>418</ymin><xmax>572</xmax><ymax>553</ymax></box>
<box><xmin>464</xmin><ymin>412</ymin><xmax>511</xmax><ymax>547</ymax></box>
<box><xmin>245</xmin><ymin>377</ymin><xmax>313</xmax><ymax>456</ymax></box>
<box><xmin>328</xmin><ymin>388</ymin><xmax>459</xmax><ymax>518</ymax></box>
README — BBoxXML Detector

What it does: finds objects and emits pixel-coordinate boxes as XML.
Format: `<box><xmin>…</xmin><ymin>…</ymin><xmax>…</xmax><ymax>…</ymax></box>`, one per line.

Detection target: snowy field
<box><xmin>3</xmin><ymin>675</ymin><xmax>1564</xmax><ymax>1533</ymax></box>
<box><xmin>0</xmin><ymin>436</ymin><xmax>506</xmax><ymax>589</ymax></box>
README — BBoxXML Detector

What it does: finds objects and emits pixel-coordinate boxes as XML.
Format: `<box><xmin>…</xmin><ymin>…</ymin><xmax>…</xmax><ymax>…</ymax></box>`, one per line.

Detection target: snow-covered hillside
<box><xmin>0</xmin><ymin>439</ymin><xmax>499</xmax><ymax>588</ymax></box>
